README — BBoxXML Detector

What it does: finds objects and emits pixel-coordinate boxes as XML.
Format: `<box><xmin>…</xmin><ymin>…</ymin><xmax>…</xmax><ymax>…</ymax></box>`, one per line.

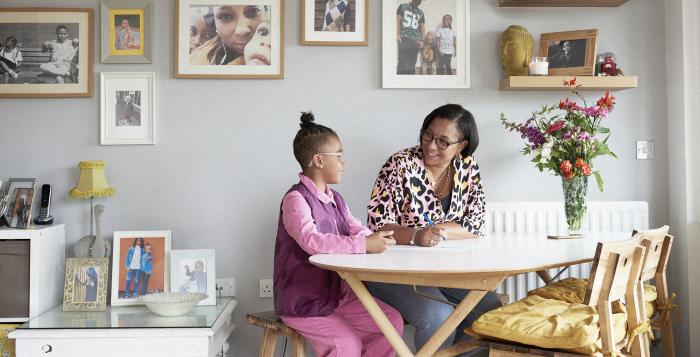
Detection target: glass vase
<box><xmin>562</xmin><ymin>176</ymin><xmax>588</xmax><ymax>235</ymax></box>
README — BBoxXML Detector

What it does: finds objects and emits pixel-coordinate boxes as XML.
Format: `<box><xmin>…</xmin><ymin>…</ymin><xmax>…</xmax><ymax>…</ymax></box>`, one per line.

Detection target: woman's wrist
<box><xmin>409</xmin><ymin>227</ymin><xmax>420</xmax><ymax>245</ymax></box>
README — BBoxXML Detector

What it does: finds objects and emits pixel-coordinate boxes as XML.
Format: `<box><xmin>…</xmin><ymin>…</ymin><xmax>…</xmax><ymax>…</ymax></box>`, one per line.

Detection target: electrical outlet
<box><xmin>636</xmin><ymin>140</ymin><xmax>655</xmax><ymax>160</ymax></box>
<box><xmin>216</xmin><ymin>278</ymin><xmax>235</xmax><ymax>296</ymax></box>
<box><xmin>259</xmin><ymin>278</ymin><xmax>273</xmax><ymax>298</ymax></box>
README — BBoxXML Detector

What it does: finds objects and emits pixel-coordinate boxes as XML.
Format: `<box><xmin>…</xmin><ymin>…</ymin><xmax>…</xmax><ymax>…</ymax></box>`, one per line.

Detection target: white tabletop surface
<box><xmin>310</xmin><ymin>231</ymin><xmax>632</xmax><ymax>274</ymax></box>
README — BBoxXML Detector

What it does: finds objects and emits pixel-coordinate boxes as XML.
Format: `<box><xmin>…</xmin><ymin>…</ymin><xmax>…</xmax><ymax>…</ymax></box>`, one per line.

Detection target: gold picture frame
<box><xmin>539</xmin><ymin>29</ymin><xmax>598</xmax><ymax>76</ymax></box>
<box><xmin>63</xmin><ymin>258</ymin><xmax>109</xmax><ymax>311</ymax></box>
<box><xmin>101</xmin><ymin>0</ymin><xmax>153</xmax><ymax>63</ymax></box>
<box><xmin>0</xmin><ymin>8</ymin><xmax>93</xmax><ymax>97</ymax></box>
<box><xmin>175</xmin><ymin>1</ymin><xmax>285</xmax><ymax>79</ymax></box>
<box><xmin>301</xmin><ymin>0</ymin><xmax>368</xmax><ymax>46</ymax></box>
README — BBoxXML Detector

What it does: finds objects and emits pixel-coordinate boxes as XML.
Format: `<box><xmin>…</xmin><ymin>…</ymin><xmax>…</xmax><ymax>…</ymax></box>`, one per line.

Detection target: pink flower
<box><xmin>583</xmin><ymin>106</ymin><xmax>599</xmax><ymax>117</ymax></box>
<box><xmin>580</xmin><ymin>163</ymin><xmax>593</xmax><ymax>176</ymax></box>
<box><xmin>560</xmin><ymin>160</ymin><xmax>573</xmax><ymax>175</ymax></box>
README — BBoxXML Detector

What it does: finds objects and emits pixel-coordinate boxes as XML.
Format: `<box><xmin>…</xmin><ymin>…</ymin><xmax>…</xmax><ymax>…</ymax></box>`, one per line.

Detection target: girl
<box><xmin>0</xmin><ymin>36</ymin><xmax>22</xmax><ymax>81</ymax></box>
<box><xmin>124</xmin><ymin>237</ymin><xmax>144</xmax><ymax>298</ymax></box>
<box><xmin>435</xmin><ymin>14</ymin><xmax>456</xmax><ymax>75</ymax></box>
<box><xmin>274</xmin><ymin>112</ymin><xmax>403</xmax><ymax>356</ymax></box>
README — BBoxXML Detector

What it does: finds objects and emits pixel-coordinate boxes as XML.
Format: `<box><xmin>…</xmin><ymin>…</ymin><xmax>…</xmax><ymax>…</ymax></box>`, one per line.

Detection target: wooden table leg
<box><xmin>536</xmin><ymin>270</ymin><xmax>552</xmax><ymax>283</ymax></box>
<box><xmin>340</xmin><ymin>272</ymin><xmax>415</xmax><ymax>357</ymax></box>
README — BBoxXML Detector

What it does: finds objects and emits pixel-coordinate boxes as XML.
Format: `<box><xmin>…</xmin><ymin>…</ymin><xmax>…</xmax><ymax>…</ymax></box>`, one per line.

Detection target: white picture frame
<box><xmin>382</xmin><ymin>0</ymin><xmax>470</xmax><ymax>88</ymax></box>
<box><xmin>111</xmin><ymin>231</ymin><xmax>171</xmax><ymax>306</ymax></box>
<box><xmin>301</xmin><ymin>0</ymin><xmax>368</xmax><ymax>46</ymax></box>
<box><xmin>100</xmin><ymin>72</ymin><xmax>155</xmax><ymax>145</ymax></box>
<box><xmin>170</xmin><ymin>249</ymin><xmax>216</xmax><ymax>305</ymax></box>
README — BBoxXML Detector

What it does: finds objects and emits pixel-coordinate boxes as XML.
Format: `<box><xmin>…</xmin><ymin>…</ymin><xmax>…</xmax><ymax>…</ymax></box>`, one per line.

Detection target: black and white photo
<box><xmin>101</xmin><ymin>72</ymin><xmax>155</xmax><ymax>145</ymax></box>
<box><xmin>539</xmin><ymin>29</ymin><xmax>598</xmax><ymax>76</ymax></box>
<box><xmin>115</xmin><ymin>90</ymin><xmax>141</xmax><ymax>127</ymax></box>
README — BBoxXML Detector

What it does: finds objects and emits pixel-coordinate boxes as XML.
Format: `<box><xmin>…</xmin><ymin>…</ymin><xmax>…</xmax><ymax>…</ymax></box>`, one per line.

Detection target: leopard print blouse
<box><xmin>367</xmin><ymin>146</ymin><xmax>486</xmax><ymax>235</ymax></box>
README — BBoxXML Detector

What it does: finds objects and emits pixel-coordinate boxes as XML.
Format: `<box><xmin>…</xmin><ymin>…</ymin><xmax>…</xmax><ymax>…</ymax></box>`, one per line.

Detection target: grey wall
<box><xmin>0</xmin><ymin>0</ymin><xmax>670</xmax><ymax>355</ymax></box>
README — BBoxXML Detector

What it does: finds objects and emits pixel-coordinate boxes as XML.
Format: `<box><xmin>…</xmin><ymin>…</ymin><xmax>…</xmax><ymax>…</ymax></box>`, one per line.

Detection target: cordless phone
<box><xmin>33</xmin><ymin>184</ymin><xmax>54</xmax><ymax>225</ymax></box>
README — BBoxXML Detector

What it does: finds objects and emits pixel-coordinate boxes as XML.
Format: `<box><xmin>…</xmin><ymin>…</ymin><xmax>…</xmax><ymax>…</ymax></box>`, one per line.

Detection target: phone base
<box><xmin>34</xmin><ymin>216</ymin><xmax>54</xmax><ymax>225</ymax></box>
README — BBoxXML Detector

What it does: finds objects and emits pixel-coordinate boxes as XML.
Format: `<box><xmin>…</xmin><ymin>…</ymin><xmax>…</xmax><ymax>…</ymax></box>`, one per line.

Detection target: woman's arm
<box><xmin>435</xmin><ymin>221</ymin><xmax>476</xmax><ymax>239</ymax></box>
<box><xmin>454</xmin><ymin>160</ymin><xmax>486</xmax><ymax>235</ymax></box>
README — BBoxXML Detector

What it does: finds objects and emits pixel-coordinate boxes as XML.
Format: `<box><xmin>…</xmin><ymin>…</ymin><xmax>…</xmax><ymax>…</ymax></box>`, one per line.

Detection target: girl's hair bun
<box><xmin>300</xmin><ymin>111</ymin><xmax>315</xmax><ymax>128</ymax></box>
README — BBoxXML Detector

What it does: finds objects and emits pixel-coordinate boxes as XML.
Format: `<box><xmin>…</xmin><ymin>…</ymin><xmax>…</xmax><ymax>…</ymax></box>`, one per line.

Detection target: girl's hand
<box><xmin>415</xmin><ymin>227</ymin><xmax>445</xmax><ymax>247</ymax></box>
<box><xmin>366</xmin><ymin>231</ymin><xmax>396</xmax><ymax>253</ymax></box>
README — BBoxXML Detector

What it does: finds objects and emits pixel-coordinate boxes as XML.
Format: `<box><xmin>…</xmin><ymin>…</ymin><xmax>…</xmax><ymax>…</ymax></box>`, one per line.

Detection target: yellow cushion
<box><xmin>644</xmin><ymin>284</ymin><xmax>657</xmax><ymax>319</ymax></box>
<box><xmin>528</xmin><ymin>277</ymin><xmax>587</xmax><ymax>304</ymax></box>
<box><xmin>0</xmin><ymin>324</ymin><xmax>19</xmax><ymax>357</ymax></box>
<box><xmin>471</xmin><ymin>295</ymin><xmax>627</xmax><ymax>355</ymax></box>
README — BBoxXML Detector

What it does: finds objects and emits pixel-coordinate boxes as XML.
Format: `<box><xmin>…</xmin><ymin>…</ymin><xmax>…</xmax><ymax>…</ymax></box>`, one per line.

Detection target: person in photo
<box><xmin>115</xmin><ymin>18</ymin><xmax>135</xmax><ymax>50</ymax></box>
<box><xmin>138</xmin><ymin>243</ymin><xmax>153</xmax><ymax>296</ymax></box>
<box><xmin>184</xmin><ymin>260</ymin><xmax>207</xmax><ymax>293</ymax></box>
<box><xmin>74</xmin><ymin>267</ymin><xmax>98</xmax><ymax>302</ymax></box>
<box><xmin>396</xmin><ymin>0</ymin><xmax>424</xmax><ymax>75</ymax></box>
<box><xmin>189</xmin><ymin>7</ymin><xmax>216</xmax><ymax>53</ymax></box>
<box><xmin>242</xmin><ymin>20</ymin><xmax>271</xmax><ymax>66</ymax></box>
<box><xmin>40</xmin><ymin>25</ymin><xmax>78</xmax><ymax>83</ymax></box>
<box><xmin>123</xmin><ymin>238</ymin><xmax>144</xmax><ymax>299</ymax></box>
<box><xmin>0</xmin><ymin>36</ymin><xmax>22</xmax><ymax>81</ymax></box>
<box><xmin>419</xmin><ymin>30</ymin><xmax>436</xmax><ymax>75</ymax></box>
<box><xmin>322</xmin><ymin>0</ymin><xmax>351</xmax><ymax>32</ymax></box>
<box><xmin>436</xmin><ymin>14</ymin><xmax>456</xmax><ymax>75</ymax></box>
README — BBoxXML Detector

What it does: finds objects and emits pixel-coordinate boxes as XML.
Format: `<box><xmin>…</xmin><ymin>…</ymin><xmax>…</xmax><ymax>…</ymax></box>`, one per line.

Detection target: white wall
<box><xmin>0</xmin><ymin>0</ymin><xmax>673</xmax><ymax>355</ymax></box>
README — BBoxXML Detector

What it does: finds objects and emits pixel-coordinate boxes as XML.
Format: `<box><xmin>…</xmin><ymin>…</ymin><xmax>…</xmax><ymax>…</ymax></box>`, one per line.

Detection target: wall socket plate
<box><xmin>259</xmin><ymin>279</ymin><xmax>273</xmax><ymax>298</ymax></box>
<box><xmin>636</xmin><ymin>140</ymin><xmax>655</xmax><ymax>160</ymax></box>
<box><xmin>216</xmin><ymin>278</ymin><xmax>235</xmax><ymax>296</ymax></box>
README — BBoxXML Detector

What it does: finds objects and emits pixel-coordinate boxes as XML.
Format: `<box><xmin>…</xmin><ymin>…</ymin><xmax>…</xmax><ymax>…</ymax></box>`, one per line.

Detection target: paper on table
<box><xmin>388</xmin><ymin>238</ymin><xmax>484</xmax><ymax>251</ymax></box>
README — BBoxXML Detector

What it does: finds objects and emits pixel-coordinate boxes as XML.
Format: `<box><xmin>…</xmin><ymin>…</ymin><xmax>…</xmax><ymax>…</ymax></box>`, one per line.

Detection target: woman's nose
<box><xmin>235</xmin><ymin>20</ymin><xmax>253</xmax><ymax>37</ymax></box>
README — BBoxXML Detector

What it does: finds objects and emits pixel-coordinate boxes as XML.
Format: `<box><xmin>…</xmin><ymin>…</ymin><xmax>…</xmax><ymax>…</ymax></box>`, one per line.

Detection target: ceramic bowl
<box><xmin>139</xmin><ymin>292</ymin><xmax>207</xmax><ymax>317</ymax></box>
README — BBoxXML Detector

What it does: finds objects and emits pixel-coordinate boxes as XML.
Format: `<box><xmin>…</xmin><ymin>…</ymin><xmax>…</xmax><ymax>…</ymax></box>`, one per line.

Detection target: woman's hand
<box><xmin>366</xmin><ymin>231</ymin><xmax>396</xmax><ymax>253</ymax></box>
<box><xmin>415</xmin><ymin>227</ymin><xmax>445</xmax><ymax>247</ymax></box>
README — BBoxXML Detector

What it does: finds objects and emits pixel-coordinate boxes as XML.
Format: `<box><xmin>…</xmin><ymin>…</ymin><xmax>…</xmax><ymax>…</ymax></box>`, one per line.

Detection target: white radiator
<box><xmin>486</xmin><ymin>201</ymin><xmax>649</xmax><ymax>303</ymax></box>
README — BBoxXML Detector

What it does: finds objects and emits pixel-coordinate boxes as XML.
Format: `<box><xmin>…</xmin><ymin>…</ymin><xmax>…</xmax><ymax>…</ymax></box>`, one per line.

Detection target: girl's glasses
<box><xmin>420</xmin><ymin>130</ymin><xmax>464</xmax><ymax>150</ymax></box>
<box><xmin>308</xmin><ymin>152</ymin><xmax>344</xmax><ymax>167</ymax></box>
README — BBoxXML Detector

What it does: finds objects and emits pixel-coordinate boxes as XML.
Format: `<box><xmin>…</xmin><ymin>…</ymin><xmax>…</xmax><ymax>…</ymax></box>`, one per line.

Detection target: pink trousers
<box><xmin>282</xmin><ymin>283</ymin><xmax>404</xmax><ymax>357</ymax></box>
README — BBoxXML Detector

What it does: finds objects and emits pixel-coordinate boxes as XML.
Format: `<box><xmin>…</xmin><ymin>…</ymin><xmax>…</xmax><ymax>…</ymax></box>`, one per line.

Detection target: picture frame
<box><xmin>0</xmin><ymin>8</ymin><xmax>93</xmax><ymax>98</ymax></box>
<box><xmin>539</xmin><ymin>29</ymin><xmax>598</xmax><ymax>76</ymax></box>
<box><xmin>1</xmin><ymin>178</ymin><xmax>38</xmax><ymax>229</ymax></box>
<box><xmin>175</xmin><ymin>0</ymin><xmax>285</xmax><ymax>79</ymax></box>
<box><xmin>382</xmin><ymin>0</ymin><xmax>470</xmax><ymax>89</ymax></box>
<box><xmin>62</xmin><ymin>258</ymin><xmax>109</xmax><ymax>311</ymax></box>
<box><xmin>111</xmin><ymin>231</ymin><xmax>171</xmax><ymax>306</ymax></box>
<box><xmin>100</xmin><ymin>0</ymin><xmax>153</xmax><ymax>63</ymax></box>
<box><xmin>301</xmin><ymin>0</ymin><xmax>368</xmax><ymax>46</ymax></box>
<box><xmin>100</xmin><ymin>72</ymin><xmax>155</xmax><ymax>145</ymax></box>
<box><xmin>170</xmin><ymin>249</ymin><xmax>216</xmax><ymax>305</ymax></box>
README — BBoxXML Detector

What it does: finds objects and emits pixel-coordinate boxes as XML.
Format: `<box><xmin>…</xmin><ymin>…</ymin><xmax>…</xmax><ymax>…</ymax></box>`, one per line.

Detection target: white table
<box><xmin>310</xmin><ymin>231</ymin><xmax>630</xmax><ymax>357</ymax></box>
<box><xmin>9</xmin><ymin>297</ymin><xmax>237</xmax><ymax>357</ymax></box>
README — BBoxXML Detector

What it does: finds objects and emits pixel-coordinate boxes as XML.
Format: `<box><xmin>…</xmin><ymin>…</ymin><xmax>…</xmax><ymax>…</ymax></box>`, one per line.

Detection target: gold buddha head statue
<box><xmin>500</xmin><ymin>25</ymin><xmax>534</xmax><ymax>77</ymax></box>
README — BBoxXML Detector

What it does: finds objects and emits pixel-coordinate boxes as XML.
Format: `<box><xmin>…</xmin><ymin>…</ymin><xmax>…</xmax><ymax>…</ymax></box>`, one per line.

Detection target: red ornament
<box><xmin>601</xmin><ymin>55</ymin><xmax>617</xmax><ymax>76</ymax></box>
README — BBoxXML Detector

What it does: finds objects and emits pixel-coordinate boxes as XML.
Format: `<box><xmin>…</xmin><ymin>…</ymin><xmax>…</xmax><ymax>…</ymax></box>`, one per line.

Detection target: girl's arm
<box><xmin>453</xmin><ymin>35</ymin><xmax>457</xmax><ymax>57</ymax></box>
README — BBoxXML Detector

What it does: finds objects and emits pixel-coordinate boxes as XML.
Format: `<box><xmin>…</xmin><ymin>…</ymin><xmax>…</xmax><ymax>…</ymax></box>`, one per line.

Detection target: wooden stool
<box><xmin>247</xmin><ymin>311</ymin><xmax>306</xmax><ymax>357</ymax></box>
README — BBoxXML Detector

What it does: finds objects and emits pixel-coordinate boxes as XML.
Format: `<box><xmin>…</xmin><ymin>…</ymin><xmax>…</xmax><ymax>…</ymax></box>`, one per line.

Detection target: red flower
<box><xmin>575</xmin><ymin>158</ymin><xmax>585</xmax><ymax>168</ymax></box>
<box><xmin>558</xmin><ymin>98</ymin><xmax>579</xmax><ymax>111</ymax></box>
<box><xmin>563</xmin><ymin>171</ymin><xmax>574</xmax><ymax>180</ymax></box>
<box><xmin>597</xmin><ymin>91</ymin><xmax>616</xmax><ymax>109</ymax></box>
<box><xmin>546</xmin><ymin>120</ymin><xmax>566</xmax><ymax>134</ymax></box>
<box><xmin>560</xmin><ymin>160</ymin><xmax>573</xmax><ymax>174</ymax></box>
<box><xmin>580</xmin><ymin>163</ymin><xmax>593</xmax><ymax>176</ymax></box>
<box><xmin>563</xmin><ymin>77</ymin><xmax>577</xmax><ymax>87</ymax></box>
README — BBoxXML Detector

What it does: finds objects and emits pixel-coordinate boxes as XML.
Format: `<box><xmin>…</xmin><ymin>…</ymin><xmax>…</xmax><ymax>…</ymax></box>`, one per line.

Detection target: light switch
<box><xmin>636</xmin><ymin>141</ymin><xmax>655</xmax><ymax>160</ymax></box>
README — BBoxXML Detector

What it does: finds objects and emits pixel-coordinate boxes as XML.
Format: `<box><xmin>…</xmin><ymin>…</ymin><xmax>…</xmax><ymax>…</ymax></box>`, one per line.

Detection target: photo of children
<box><xmin>177</xmin><ymin>259</ymin><xmax>207</xmax><ymax>294</ymax></box>
<box><xmin>117</xmin><ymin>236</ymin><xmax>165</xmax><ymax>301</ymax></box>
<box><xmin>9</xmin><ymin>188</ymin><xmax>34</xmax><ymax>229</ymax></box>
<box><xmin>395</xmin><ymin>0</ymin><xmax>456</xmax><ymax>76</ymax></box>
<box><xmin>115</xmin><ymin>90</ymin><xmax>141</xmax><ymax>126</ymax></box>
<box><xmin>0</xmin><ymin>23</ymin><xmax>79</xmax><ymax>84</ymax></box>
<box><xmin>170</xmin><ymin>249</ymin><xmax>216</xmax><ymax>305</ymax></box>
<box><xmin>73</xmin><ymin>266</ymin><xmax>99</xmax><ymax>303</ymax></box>
<box><xmin>113</xmin><ymin>14</ymin><xmax>141</xmax><ymax>50</ymax></box>
<box><xmin>188</xmin><ymin>5</ymin><xmax>272</xmax><ymax>66</ymax></box>
<box><xmin>313</xmin><ymin>0</ymin><xmax>356</xmax><ymax>32</ymax></box>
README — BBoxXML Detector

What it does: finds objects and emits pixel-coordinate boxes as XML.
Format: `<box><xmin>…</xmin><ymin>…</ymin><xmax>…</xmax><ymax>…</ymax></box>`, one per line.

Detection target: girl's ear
<box><xmin>310</xmin><ymin>154</ymin><xmax>323</xmax><ymax>169</ymax></box>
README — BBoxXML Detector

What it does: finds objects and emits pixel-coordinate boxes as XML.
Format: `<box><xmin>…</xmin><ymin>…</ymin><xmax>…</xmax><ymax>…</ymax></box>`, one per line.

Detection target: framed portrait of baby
<box><xmin>176</xmin><ymin>0</ymin><xmax>285</xmax><ymax>79</ymax></box>
<box><xmin>0</xmin><ymin>8</ymin><xmax>93</xmax><ymax>97</ymax></box>
<box><xmin>63</xmin><ymin>258</ymin><xmax>109</xmax><ymax>311</ymax></box>
<box><xmin>100</xmin><ymin>72</ymin><xmax>155</xmax><ymax>145</ymax></box>
<box><xmin>539</xmin><ymin>29</ymin><xmax>598</xmax><ymax>76</ymax></box>
<box><xmin>100</xmin><ymin>1</ymin><xmax>153</xmax><ymax>63</ymax></box>
<box><xmin>170</xmin><ymin>249</ymin><xmax>216</xmax><ymax>305</ymax></box>
<box><xmin>382</xmin><ymin>0</ymin><xmax>470</xmax><ymax>88</ymax></box>
<box><xmin>111</xmin><ymin>231</ymin><xmax>171</xmax><ymax>306</ymax></box>
<box><xmin>301</xmin><ymin>0</ymin><xmax>367</xmax><ymax>46</ymax></box>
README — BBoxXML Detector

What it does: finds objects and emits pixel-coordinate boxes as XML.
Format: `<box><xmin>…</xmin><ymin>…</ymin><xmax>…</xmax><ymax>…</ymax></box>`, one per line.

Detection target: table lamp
<box><xmin>69</xmin><ymin>160</ymin><xmax>115</xmax><ymax>257</ymax></box>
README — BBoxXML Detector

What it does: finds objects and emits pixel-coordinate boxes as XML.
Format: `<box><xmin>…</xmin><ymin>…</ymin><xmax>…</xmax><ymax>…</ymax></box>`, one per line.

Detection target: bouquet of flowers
<box><xmin>500</xmin><ymin>78</ymin><xmax>617</xmax><ymax>233</ymax></box>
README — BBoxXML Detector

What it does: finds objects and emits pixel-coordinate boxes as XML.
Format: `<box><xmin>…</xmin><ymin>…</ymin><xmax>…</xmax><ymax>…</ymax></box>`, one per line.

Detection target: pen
<box><xmin>423</xmin><ymin>213</ymin><xmax>447</xmax><ymax>241</ymax></box>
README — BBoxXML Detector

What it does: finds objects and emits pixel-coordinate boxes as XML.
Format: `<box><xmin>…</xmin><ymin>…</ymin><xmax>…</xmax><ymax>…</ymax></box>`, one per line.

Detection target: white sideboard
<box><xmin>10</xmin><ymin>297</ymin><xmax>237</xmax><ymax>357</ymax></box>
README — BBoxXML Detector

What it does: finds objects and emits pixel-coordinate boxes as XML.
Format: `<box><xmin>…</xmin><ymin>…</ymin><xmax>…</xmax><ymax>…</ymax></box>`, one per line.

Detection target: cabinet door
<box><xmin>0</xmin><ymin>240</ymin><xmax>30</xmax><ymax>318</ymax></box>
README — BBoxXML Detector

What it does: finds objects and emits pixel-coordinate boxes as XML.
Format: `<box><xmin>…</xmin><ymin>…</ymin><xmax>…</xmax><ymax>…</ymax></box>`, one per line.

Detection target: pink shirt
<box><xmin>282</xmin><ymin>173</ymin><xmax>371</xmax><ymax>255</ymax></box>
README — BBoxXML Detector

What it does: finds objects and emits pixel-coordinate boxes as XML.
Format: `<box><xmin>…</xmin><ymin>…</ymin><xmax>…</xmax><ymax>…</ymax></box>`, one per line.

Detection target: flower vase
<box><xmin>562</xmin><ymin>176</ymin><xmax>588</xmax><ymax>235</ymax></box>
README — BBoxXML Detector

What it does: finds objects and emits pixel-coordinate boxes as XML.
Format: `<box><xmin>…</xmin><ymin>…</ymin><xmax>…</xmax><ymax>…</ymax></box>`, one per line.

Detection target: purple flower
<box><xmin>583</xmin><ymin>106</ymin><xmax>599</xmax><ymax>117</ymax></box>
<box><xmin>520</xmin><ymin>125</ymin><xmax>546</xmax><ymax>148</ymax></box>
<box><xmin>563</xmin><ymin>130</ymin><xmax>574</xmax><ymax>140</ymax></box>
<box><xmin>577</xmin><ymin>132</ymin><xmax>592</xmax><ymax>141</ymax></box>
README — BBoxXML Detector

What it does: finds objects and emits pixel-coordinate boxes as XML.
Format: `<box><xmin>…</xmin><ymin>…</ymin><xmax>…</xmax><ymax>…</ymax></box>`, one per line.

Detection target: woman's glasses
<box><xmin>421</xmin><ymin>130</ymin><xmax>464</xmax><ymax>150</ymax></box>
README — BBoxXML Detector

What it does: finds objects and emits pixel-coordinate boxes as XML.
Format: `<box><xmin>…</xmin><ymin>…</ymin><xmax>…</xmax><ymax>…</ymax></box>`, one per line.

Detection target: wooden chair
<box><xmin>246</xmin><ymin>311</ymin><xmax>306</xmax><ymax>357</ymax></box>
<box><xmin>634</xmin><ymin>227</ymin><xmax>675</xmax><ymax>357</ymax></box>
<box><xmin>472</xmin><ymin>235</ymin><xmax>650</xmax><ymax>357</ymax></box>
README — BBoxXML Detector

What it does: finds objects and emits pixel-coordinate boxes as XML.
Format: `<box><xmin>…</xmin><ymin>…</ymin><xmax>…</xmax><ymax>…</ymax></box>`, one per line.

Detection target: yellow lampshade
<box><xmin>69</xmin><ymin>161</ymin><xmax>116</xmax><ymax>199</ymax></box>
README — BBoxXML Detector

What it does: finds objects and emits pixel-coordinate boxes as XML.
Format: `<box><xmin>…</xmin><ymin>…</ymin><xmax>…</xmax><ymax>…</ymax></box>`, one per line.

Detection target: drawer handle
<box><xmin>42</xmin><ymin>344</ymin><xmax>53</xmax><ymax>353</ymax></box>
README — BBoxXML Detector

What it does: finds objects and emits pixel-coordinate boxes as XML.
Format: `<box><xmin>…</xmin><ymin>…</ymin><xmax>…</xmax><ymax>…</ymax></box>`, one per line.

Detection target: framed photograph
<box><xmin>0</xmin><ymin>8</ymin><xmax>93</xmax><ymax>97</ymax></box>
<box><xmin>170</xmin><ymin>249</ymin><xmax>216</xmax><ymax>305</ymax></box>
<box><xmin>62</xmin><ymin>258</ymin><xmax>109</xmax><ymax>311</ymax></box>
<box><xmin>539</xmin><ymin>29</ymin><xmax>598</xmax><ymax>76</ymax></box>
<box><xmin>111</xmin><ymin>231</ymin><xmax>171</xmax><ymax>306</ymax></box>
<box><xmin>301</xmin><ymin>0</ymin><xmax>367</xmax><ymax>46</ymax></box>
<box><xmin>101</xmin><ymin>1</ymin><xmax>153</xmax><ymax>63</ymax></box>
<box><xmin>382</xmin><ymin>0</ymin><xmax>470</xmax><ymax>88</ymax></box>
<box><xmin>100</xmin><ymin>72</ymin><xmax>155</xmax><ymax>145</ymax></box>
<box><xmin>1</xmin><ymin>178</ymin><xmax>38</xmax><ymax>229</ymax></box>
<box><xmin>176</xmin><ymin>0</ymin><xmax>285</xmax><ymax>79</ymax></box>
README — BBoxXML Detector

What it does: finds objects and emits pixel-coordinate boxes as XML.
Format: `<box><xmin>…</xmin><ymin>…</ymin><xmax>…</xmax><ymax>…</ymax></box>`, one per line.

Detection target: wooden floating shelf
<box><xmin>498</xmin><ymin>0</ymin><xmax>629</xmax><ymax>7</ymax></box>
<box><xmin>500</xmin><ymin>76</ymin><xmax>638</xmax><ymax>91</ymax></box>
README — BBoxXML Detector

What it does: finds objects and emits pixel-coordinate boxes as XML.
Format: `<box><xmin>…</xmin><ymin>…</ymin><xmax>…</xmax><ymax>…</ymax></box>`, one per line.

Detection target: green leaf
<box><xmin>597</xmin><ymin>127</ymin><xmax>610</xmax><ymax>133</ymax></box>
<box><xmin>608</xmin><ymin>150</ymin><xmax>618</xmax><ymax>159</ymax></box>
<box><xmin>531</xmin><ymin>154</ymin><xmax>542</xmax><ymax>163</ymax></box>
<box><xmin>593</xmin><ymin>171</ymin><xmax>604</xmax><ymax>192</ymax></box>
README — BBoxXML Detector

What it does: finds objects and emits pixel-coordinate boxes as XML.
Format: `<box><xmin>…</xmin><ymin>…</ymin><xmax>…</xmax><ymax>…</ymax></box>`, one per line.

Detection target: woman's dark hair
<box><xmin>132</xmin><ymin>237</ymin><xmax>144</xmax><ymax>247</ymax></box>
<box><xmin>420</xmin><ymin>104</ymin><xmax>479</xmax><ymax>157</ymax></box>
<box><xmin>293</xmin><ymin>112</ymin><xmax>338</xmax><ymax>169</ymax></box>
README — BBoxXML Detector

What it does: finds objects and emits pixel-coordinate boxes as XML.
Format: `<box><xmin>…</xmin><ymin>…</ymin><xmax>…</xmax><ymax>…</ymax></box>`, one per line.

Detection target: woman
<box><xmin>366</xmin><ymin>104</ymin><xmax>502</xmax><ymax>351</ymax></box>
